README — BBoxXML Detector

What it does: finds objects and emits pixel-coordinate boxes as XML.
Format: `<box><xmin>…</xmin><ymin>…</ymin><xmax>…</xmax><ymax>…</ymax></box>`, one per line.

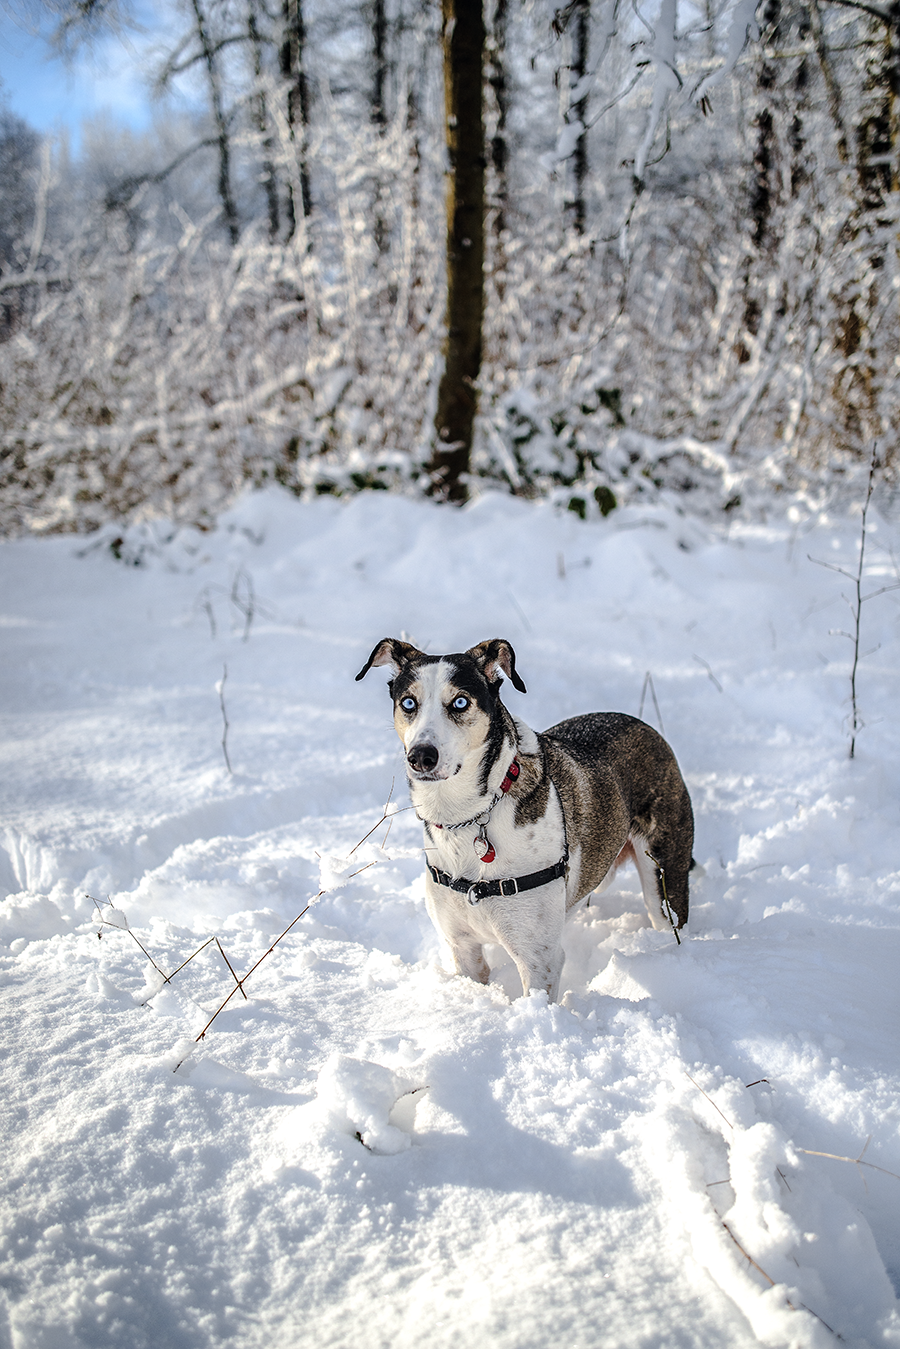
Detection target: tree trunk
<box><xmin>190</xmin><ymin>0</ymin><xmax>240</xmax><ymax>245</ymax></box>
<box><xmin>486</xmin><ymin>0</ymin><xmax>509</xmax><ymax>241</ymax></box>
<box><xmin>429</xmin><ymin>0</ymin><xmax>485</xmax><ymax>503</ymax></box>
<box><xmin>373</xmin><ymin>0</ymin><xmax>388</xmax><ymax>129</ymax></box>
<box><xmin>736</xmin><ymin>0</ymin><xmax>781</xmax><ymax>360</ymax></box>
<box><xmin>372</xmin><ymin>0</ymin><xmax>390</xmax><ymax>254</ymax></box>
<box><xmin>248</xmin><ymin>0</ymin><xmax>279</xmax><ymax>241</ymax></box>
<box><xmin>281</xmin><ymin>0</ymin><xmax>313</xmax><ymax>239</ymax></box>
<box><xmin>569</xmin><ymin>0</ymin><xmax>589</xmax><ymax>234</ymax></box>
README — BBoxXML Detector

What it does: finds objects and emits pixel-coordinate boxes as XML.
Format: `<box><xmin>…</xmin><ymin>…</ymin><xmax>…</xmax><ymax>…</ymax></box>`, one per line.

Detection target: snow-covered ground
<box><xmin>2</xmin><ymin>487</ymin><xmax>900</xmax><ymax>1349</ymax></box>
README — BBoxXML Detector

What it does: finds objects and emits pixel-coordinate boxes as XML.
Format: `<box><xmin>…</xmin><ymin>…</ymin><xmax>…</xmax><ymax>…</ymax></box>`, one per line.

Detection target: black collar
<box><xmin>427</xmin><ymin>856</ymin><xmax>567</xmax><ymax>907</ymax></box>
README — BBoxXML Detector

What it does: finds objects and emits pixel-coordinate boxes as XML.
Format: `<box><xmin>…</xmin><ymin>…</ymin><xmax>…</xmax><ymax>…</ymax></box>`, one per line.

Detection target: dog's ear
<box><xmin>466</xmin><ymin>638</ymin><xmax>526</xmax><ymax>694</ymax></box>
<box><xmin>355</xmin><ymin>638</ymin><xmax>424</xmax><ymax>681</ymax></box>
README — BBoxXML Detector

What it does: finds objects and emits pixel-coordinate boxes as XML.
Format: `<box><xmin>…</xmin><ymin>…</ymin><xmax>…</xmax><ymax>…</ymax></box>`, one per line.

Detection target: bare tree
<box><xmin>281</xmin><ymin>0</ymin><xmax>313</xmax><ymax>237</ymax></box>
<box><xmin>189</xmin><ymin>0</ymin><xmax>240</xmax><ymax>244</ymax></box>
<box><xmin>569</xmin><ymin>0</ymin><xmax>590</xmax><ymax>234</ymax></box>
<box><xmin>429</xmin><ymin>0</ymin><xmax>486</xmax><ymax>502</ymax></box>
<box><xmin>486</xmin><ymin>0</ymin><xmax>509</xmax><ymax>241</ymax></box>
<box><xmin>248</xmin><ymin>0</ymin><xmax>280</xmax><ymax>240</ymax></box>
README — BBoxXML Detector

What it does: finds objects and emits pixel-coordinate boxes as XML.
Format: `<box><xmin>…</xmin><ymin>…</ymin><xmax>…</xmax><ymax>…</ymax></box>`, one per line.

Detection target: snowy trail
<box><xmin>2</xmin><ymin>489</ymin><xmax>899</xmax><ymax>1348</ymax></box>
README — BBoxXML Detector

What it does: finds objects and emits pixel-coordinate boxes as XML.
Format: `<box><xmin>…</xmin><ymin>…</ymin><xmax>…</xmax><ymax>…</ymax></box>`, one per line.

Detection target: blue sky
<box><xmin>0</xmin><ymin>3</ymin><xmax>173</xmax><ymax>149</ymax></box>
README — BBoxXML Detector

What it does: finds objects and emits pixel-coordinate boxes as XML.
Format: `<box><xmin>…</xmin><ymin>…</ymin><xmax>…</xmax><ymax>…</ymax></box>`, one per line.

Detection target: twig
<box><xmin>638</xmin><ymin>671</ymin><xmax>665</xmax><ymax>733</ymax></box>
<box><xmin>685</xmin><ymin>1073</ymin><xmax>733</xmax><ymax>1128</ymax></box>
<box><xmin>808</xmin><ymin>444</ymin><xmax>900</xmax><ymax>758</ymax></box>
<box><xmin>231</xmin><ymin>568</ymin><xmax>255</xmax><ymax>642</ymax></box>
<box><xmin>347</xmin><ymin>798</ymin><xmax>414</xmax><ymax>857</ymax></box>
<box><xmin>177</xmin><ymin>891</ymin><xmax>325</xmax><ymax>1064</ymax></box>
<box><xmin>646</xmin><ymin>850</ymin><xmax>681</xmax><ymax>944</ymax></box>
<box><xmin>197</xmin><ymin>587</ymin><xmax>217</xmax><ymax>638</ymax></box>
<box><xmin>849</xmin><ymin>450</ymin><xmax>879</xmax><ymax>759</ymax></box>
<box><xmin>215</xmin><ymin>937</ymin><xmax>248</xmax><ymax>1000</ymax></box>
<box><xmin>797</xmin><ymin>1135</ymin><xmax>900</xmax><ymax>1185</ymax></box>
<box><xmin>165</xmin><ymin>936</ymin><xmax>216</xmax><ymax>983</ymax></box>
<box><xmin>91</xmin><ymin>896</ymin><xmax>251</xmax><ymax>1003</ymax></box>
<box><xmin>693</xmin><ymin>654</ymin><xmax>723</xmax><ymax>693</ymax></box>
<box><xmin>218</xmin><ymin>664</ymin><xmax>232</xmax><ymax>774</ymax></box>
<box><xmin>91</xmin><ymin>895</ymin><xmax>171</xmax><ymax>983</ymax></box>
<box><xmin>507</xmin><ymin>591</ymin><xmax>532</xmax><ymax>633</ymax></box>
<box><xmin>721</xmin><ymin>1225</ymin><xmax>839</xmax><ymax>1336</ymax></box>
<box><xmin>722</xmin><ymin>1222</ymin><xmax>791</xmax><ymax>1300</ymax></box>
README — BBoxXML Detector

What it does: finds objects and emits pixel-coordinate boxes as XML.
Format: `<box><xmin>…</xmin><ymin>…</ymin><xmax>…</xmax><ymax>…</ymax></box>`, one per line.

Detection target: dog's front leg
<box><xmin>447</xmin><ymin>934</ymin><xmax>491</xmax><ymax>985</ymax></box>
<box><xmin>425</xmin><ymin>881</ymin><xmax>491</xmax><ymax>985</ymax></box>
<box><xmin>490</xmin><ymin>881</ymin><xmax>566</xmax><ymax>1000</ymax></box>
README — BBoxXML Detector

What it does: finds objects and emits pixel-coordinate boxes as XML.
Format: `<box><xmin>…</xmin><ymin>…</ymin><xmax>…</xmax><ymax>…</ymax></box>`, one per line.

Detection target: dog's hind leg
<box><xmin>632</xmin><ymin>833</ymin><xmax>690</xmax><ymax>931</ymax></box>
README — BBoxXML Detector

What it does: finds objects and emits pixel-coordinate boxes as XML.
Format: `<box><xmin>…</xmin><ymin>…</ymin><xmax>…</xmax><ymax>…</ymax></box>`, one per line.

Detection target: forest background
<box><xmin>0</xmin><ymin>0</ymin><xmax>898</xmax><ymax>531</ymax></box>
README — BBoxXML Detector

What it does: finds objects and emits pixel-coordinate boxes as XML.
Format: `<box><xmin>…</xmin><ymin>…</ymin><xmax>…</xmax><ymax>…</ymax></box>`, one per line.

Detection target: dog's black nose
<box><xmin>408</xmin><ymin>743</ymin><xmax>439</xmax><ymax>773</ymax></box>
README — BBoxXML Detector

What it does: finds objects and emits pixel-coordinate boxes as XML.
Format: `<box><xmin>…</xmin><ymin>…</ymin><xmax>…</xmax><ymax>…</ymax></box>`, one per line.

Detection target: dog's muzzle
<box><xmin>407</xmin><ymin>742</ymin><xmax>439</xmax><ymax>774</ymax></box>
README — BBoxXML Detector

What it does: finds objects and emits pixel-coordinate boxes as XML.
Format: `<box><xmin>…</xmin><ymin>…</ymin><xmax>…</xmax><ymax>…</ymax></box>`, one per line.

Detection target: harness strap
<box><xmin>428</xmin><ymin>857</ymin><xmax>567</xmax><ymax>907</ymax></box>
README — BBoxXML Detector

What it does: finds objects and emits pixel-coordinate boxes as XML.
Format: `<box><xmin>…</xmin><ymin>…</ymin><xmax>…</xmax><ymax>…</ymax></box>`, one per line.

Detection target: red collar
<box><xmin>429</xmin><ymin>759</ymin><xmax>520</xmax><ymax>832</ymax></box>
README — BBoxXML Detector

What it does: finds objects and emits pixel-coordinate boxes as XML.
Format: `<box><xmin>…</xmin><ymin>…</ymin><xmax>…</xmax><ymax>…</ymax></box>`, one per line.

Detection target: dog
<box><xmin>356</xmin><ymin>638</ymin><xmax>694</xmax><ymax>1000</ymax></box>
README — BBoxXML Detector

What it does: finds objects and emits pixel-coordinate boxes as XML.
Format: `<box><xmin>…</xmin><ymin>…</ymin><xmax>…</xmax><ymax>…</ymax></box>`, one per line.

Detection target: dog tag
<box><xmin>474</xmin><ymin>833</ymin><xmax>496</xmax><ymax>864</ymax></box>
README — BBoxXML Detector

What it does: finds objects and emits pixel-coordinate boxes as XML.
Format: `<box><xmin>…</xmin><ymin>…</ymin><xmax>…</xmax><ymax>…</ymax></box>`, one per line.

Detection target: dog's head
<box><xmin>356</xmin><ymin>638</ymin><xmax>526</xmax><ymax>782</ymax></box>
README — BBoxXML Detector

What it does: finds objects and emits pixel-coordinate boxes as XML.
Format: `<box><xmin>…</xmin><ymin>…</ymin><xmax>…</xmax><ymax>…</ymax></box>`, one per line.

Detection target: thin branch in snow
<box><xmin>89</xmin><ymin>896</ymin><xmax>227</xmax><ymax>1002</ymax></box>
<box><xmin>171</xmin><ymin>793</ymin><xmax>412</xmax><ymax>1067</ymax></box>
<box><xmin>347</xmin><ymin>797</ymin><xmax>414</xmax><ymax>858</ymax></box>
<box><xmin>646</xmin><ymin>851</ymin><xmax>681</xmax><ymax>943</ymax></box>
<box><xmin>215</xmin><ymin>937</ymin><xmax>248</xmax><ymax>1000</ymax></box>
<box><xmin>230</xmin><ymin>569</ymin><xmax>255</xmax><ymax>642</ymax></box>
<box><xmin>163</xmin><ymin>936</ymin><xmax>217</xmax><ymax>984</ymax></box>
<box><xmin>722</xmin><ymin>1225</ymin><xmax>839</xmax><ymax>1335</ymax></box>
<box><xmin>180</xmin><ymin>891</ymin><xmax>325</xmax><ymax>1062</ymax></box>
<box><xmin>218</xmin><ymin>663</ymin><xmax>232</xmax><ymax>774</ymax></box>
<box><xmin>197</xmin><ymin>587</ymin><xmax>217</xmax><ymax>638</ymax></box>
<box><xmin>721</xmin><ymin>1223</ymin><xmax>793</xmax><ymax>1299</ymax></box>
<box><xmin>638</xmin><ymin>670</ymin><xmax>665</xmax><ymax>733</ymax></box>
<box><xmin>809</xmin><ymin>446</ymin><xmax>900</xmax><ymax>758</ymax></box>
<box><xmin>685</xmin><ymin>1072</ymin><xmax>733</xmax><ymax>1127</ymax></box>
<box><xmin>90</xmin><ymin>895</ymin><xmax>172</xmax><ymax>983</ymax></box>
<box><xmin>693</xmin><ymin>654</ymin><xmax>723</xmax><ymax>692</ymax></box>
<box><xmin>797</xmin><ymin>1135</ymin><xmax>900</xmax><ymax>1186</ymax></box>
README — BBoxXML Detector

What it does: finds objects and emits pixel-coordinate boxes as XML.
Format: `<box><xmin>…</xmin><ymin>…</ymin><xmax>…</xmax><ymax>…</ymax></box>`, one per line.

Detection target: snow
<box><xmin>2</xmin><ymin>485</ymin><xmax>900</xmax><ymax>1349</ymax></box>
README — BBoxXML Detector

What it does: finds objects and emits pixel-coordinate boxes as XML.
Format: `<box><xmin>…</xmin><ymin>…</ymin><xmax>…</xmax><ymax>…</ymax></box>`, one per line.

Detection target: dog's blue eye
<box><xmin>400</xmin><ymin>697</ymin><xmax>416</xmax><ymax>712</ymax></box>
<box><xmin>452</xmin><ymin>696</ymin><xmax>469</xmax><ymax>710</ymax></box>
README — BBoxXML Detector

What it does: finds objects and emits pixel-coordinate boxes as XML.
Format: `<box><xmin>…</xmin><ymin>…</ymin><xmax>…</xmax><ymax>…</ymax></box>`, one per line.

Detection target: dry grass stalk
<box><xmin>171</xmin><ymin>802</ymin><xmax>400</xmax><ymax>1068</ymax></box>
<box><xmin>215</xmin><ymin>936</ymin><xmax>248</xmax><ymax>1000</ymax></box>
<box><xmin>685</xmin><ymin>1072</ymin><xmax>733</xmax><ymax>1128</ymax></box>
<box><xmin>91</xmin><ymin>895</ymin><xmax>171</xmax><ymax>982</ymax></box>
<box><xmin>230</xmin><ymin>568</ymin><xmax>255</xmax><ymax>643</ymax></box>
<box><xmin>646</xmin><ymin>850</ymin><xmax>681</xmax><ymax>944</ymax></box>
<box><xmin>90</xmin><ymin>795</ymin><xmax>400</xmax><ymax>1071</ymax></box>
<box><xmin>808</xmin><ymin>445</ymin><xmax>900</xmax><ymax>758</ymax></box>
<box><xmin>90</xmin><ymin>896</ymin><xmax>249</xmax><ymax>1007</ymax></box>
<box><xmin>722</xmin><ymin>1224</ymin><xmax>839</xmax><ymax>1336</ymax></box>
<box><xmin>218</xmin><ymin>663</ymin><xmax>232</xmax><ymax>774</ymax></box>
<box><xmin>638</xmin><ymin>671</ymin><xmax>665</xmax><ymax>733</ymax></box>
<box><xmin>692</xmin><ymin>654</ymin><xmax>723</xmax><ymax>693</ymax></box>
<box><xmin>797</xmin><ymin>1135</ymin><xmax>900</xmax><ymax>1188</ymax></box>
